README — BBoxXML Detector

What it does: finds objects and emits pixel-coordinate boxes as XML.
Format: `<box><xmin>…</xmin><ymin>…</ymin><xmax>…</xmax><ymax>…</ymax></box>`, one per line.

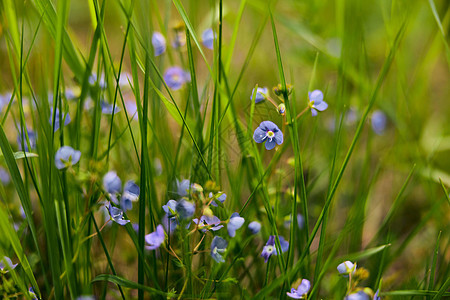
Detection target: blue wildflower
<box><xmin>0</xmin><ymin>92</ymin><xmax>12</xmax><ymax>112</ymax></box>
<box><xmin>176</xmin><ymin>199</ymin><xmax>196</xmax><ymax>220</ymax></box>
<box><xmin>55</xmin><ymin>146</ymin><xmax>81</xmax><ymax>170</ymax></box>
<box><xmin>345</xmin><ymin>291</ymin><xmax>371</xmax><ymax>300</ymax></box>
<box><xmin>337</xmin><ymin>261</ymin><xmax>357</xmax><ymax>276</ymax></box>
<box><xmin>176</xmin><ymin>179</ymin><xmax>190</xmax><ymax>196</ymax></box>
<box><xmin>49</xmin><ymin>108</ymin><xmax>71</xmax><ymax>132</ymax></box>
<box><xmin>201</xmin><ymin>28</ymin><xmax>215</xmax><ymax>49</ymax></box>
<box><xmin>0</xmin><ymin>256</ymin><xmax>18</xmax><ymax>272</ymax></box>
<box><xmin>29</xmin><ymin>287</ymin><xmax>38</xmax><ymax>300</ymax></box>
<box><xmin>120</xmin><ymin>197</ymin><xmax>132</xmax><ymax>212</ymax></box>
<box><xmin>103</xmin><ymin>171</ymin><xmax>122</xmax><ymax>194</ymax></box>
<box><xmin>261</xmin><ymin>235</ymin><xmax>289</xmax><ymax>263</ymax></box>
<box><xmin>89</xmin><ymin>73</ymin><xmax>106</xmax><ymax>89</ymax></box>
<box><xmin>163</xmin><ymin>67</ymin><xmax>190</xmax><ymax>90</ymax></box>
<box><xmin>145</xmin><ymin>224</ymin><xmax>165</xmax><ymax>250</ymax></box>
<box><xmin>284</xmin><ymin>214</ymin><xmax>305</xmax><ymax>230</ymax></box>
<box><xmin>107</xmin><ymin>203</ymin><xmax>130</xmax><ymax>226</ymax></box>
<box><xmin>152</xmin><ymin>32</ymin><xmax>166</xmax><ymax>56</ymax></box>
<box><xmin>125</xmin><ymin>101</ymin><xmax>138</xmax><ymax>120</ymax></box>
<box><xmin>193</xmin><ymin>215</ymin><xmax>223</xmax><ymax>232</ymax></box>
<box><xmin>0</xmin><ymin>168</ymin><xmax>10</xmax><ymax>185</ymax></box>
<box><xmin>101</xmin><ymin>101</ymin><xmax>121</xmax><ymax>115</ymax></box>
<box><xmin>118</xmin><ymin>72</ymin><xmax>133</xmax><ymax>88</ymax></box>
<box><xmin>309</xmin><ymin>90</ymin><xmax>328</xmax><ymax>116</ymax></box>
<box><xmin>121</xmin><ymin>180</ymin><xmax>140</xmax><ymax>212</ymax></box>
<box><xmin>373</xmin><ymin>290</ymin><xmax>380</xmax><ymax>300</ymax></box>
<box><xmin>250</xmin><ymin>87</ymin><xmax>268</xmax><ymax>103</ymax></box>
<box><xmin>371</xmin><ymin>110</ymin><xmax>387</xmax><ymax>135</ymax></box>
<box><xmin>210</xmin><ymin>236</ymin><xmax>228</xmax><ymax>263</ymax></box>
<box><xmin>287</xmin><ymin>279</ymin><xmax>311</xmax><ymax>299</ymax></box>
<box><xmin>297</xmin><ymin>214</ymin><xmax>305</xmax><ymax>229</ymax></box>
<box><xmin>248</xmin><ymin>221</ymin><xmax>261</xmax><ymax>234</ymax></box>
<box><xmin>17</xmin><ymin>130</ymin><xmax>37</xmax><ymax>151</ymax></box>
<box><xmin>121</xmin><ymin>181</ymin><xmax>139</xmax><ymax>211</ymax></box>
<box><xmin>210</xmin><ymin>192</ymin><xmax>226</xmax><ymax>207</ymax></box>
<box><xmin>227</xmin><ymin>212</ymin><xmax>245</xmax><ymax>237</ymax></box>
<box><xmin>253</xmin><ymin>121</ymin><xmax>284</xmax><ymax>150</ymax></box>
<box><xmin>163</xmin><ymin>200</ymin><xmax>178</xmax><ymax>216</ymax></box>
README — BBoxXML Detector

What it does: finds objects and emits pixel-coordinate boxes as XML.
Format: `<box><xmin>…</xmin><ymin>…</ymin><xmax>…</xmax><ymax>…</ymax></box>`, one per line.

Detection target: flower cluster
<box><xmin>103</xmin><ymin>171</ymin><xmax>140</xmax><ymax>212</ymax></box>
<box><xmin>251</xmin><ymin>84</ymin><xmax>328</xmax><ymax>151</ymax></box>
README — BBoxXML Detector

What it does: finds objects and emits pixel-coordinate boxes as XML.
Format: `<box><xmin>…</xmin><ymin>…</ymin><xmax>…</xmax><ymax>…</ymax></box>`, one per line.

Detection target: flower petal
<box><xmin>253</xmin><ymin>127</ymin><xmax>267</xmax><ymax>143</ymax></box>
<box><xmin>265</xmin><ymin>139</ymin><xmax>277</xmax><ymax>150</ymax></box>
<box><xmin>314</xmin><ymin>101</ymin><xmax>328</xmax><ymax>112</ymax></box>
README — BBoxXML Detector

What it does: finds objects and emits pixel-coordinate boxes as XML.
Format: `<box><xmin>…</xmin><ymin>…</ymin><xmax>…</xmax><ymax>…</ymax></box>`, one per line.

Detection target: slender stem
<box><xmin>286</xmin><ymin>106</ymin><xmax>310</xmax><ymax>125</ymax></box>
<box><xmin>263</xmin><ymin>257</ymin><xmax>271</xmax><ymax>300</ymax></box>
<box><xmin>266</xmin><ymin>96</ymin><xmax>279</xmax><ymax>109</ymax></box>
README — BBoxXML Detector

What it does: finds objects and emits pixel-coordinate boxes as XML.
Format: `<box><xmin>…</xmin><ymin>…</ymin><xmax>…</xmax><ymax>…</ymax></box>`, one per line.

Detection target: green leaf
<box><xmin>92</xmin><ymin>274</ymin><xmax>176</xmax><ymax>297</ymax></box>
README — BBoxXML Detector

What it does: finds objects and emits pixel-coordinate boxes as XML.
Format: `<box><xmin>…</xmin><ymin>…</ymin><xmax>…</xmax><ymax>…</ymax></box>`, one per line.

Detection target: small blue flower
<box><xmin>55</xmin><ymin>146</ymin><xmax>81</xmax><ymax>170</ymax></box>
<box><xmin>248</xmin><ymin>221</ymin><xmax>261</xmax><ymax>234</ymax></box>
<box><xmin>309</xmin><ymin>90</ymin><xmax>328</xmax><ymax>116</ymax></box>
<box><xmin>250</xmin><ymin>87</ymin><xmax>268</xmax><ymax>103</ymax></box>
<box><xmin>123</xmin><ymin>180</ymin><xmax>140</xmax><ymax>202</ymax></box>
<box><xmin>163</xmin><ymin>67</ymin><xmax>190</xmax><ymax>90</ymax></box>
<box><xmin>50</xmin><ymin>108</ymin><xmax>71</xmax><ymax>132</ymax></box>
<box><xmin>17</xmin><ymin>130</ymin><xmax>37</xmax><ymax>152</ymax></box>
<box><xmin>210</xmin><ymin>192</ymin><xmax>226</xmax><ymax>207</ymax></box>
<box><xmin>284</xmin><ymin>214</ymin><xmax>305</xmax><ymax>230</ymax></box>
<box><xmin>261</xmin><ymin>235</ymin><xmax>289</xmax><ymax>263</ymax></box>
<box><xmin>0</xmin><ymin>256</ymin><xmax>18</xmax><ymax>272</ymax></box>
<box><xmin>287</xmin><ymin>279</ymin><xmax>311</xmax><ymax>299</ymax></box>
<box><xmin>253</xmin><ymin>121</ymin><xmax>284</xmax><ymax>150</ymax></box>
<box><xmin>261</xmin><ymin>236</ymin><xmax>276</xmax><ymax>262</ymax></box>
<box><xmin>337</xmin><ymin>261</ymin><xmax>357</xmax><ymax>276</ymax></box>
<box><xmin>29</xmin><ymin>287</ymin><xmax>38</xmax><ymax>300</ymax></box>
<box><xmin>177</xmin><ymin>179</ymin><xmax>190</xmax><ymax>197</ymax></box>
<box><xmin>193</xmin><ymin>215</ymin><xmax>223</xmax><ymax>232</ymax></box>
<box><xmin>371</xmin><ymin>110</ymin><xmax>387</xmax><ymax>135</ymax></box>
<box><xmin>162</xmin><ymin>200</ymin><xmax>180</xmax><ymax>233</ymax></box>
<box><xmin>201</xmin><ymin>28</ymin><xmax>215</xmax><ymax>50</ymax></box>
<box><xmin>152</xmin><ymin>32</ymin><xmax>166</xmax><ymax>56</ymax></box>
<box><xmin>118</xmin><ymin>72</ymin><xmax>133</xmax><ymax>88</ymax></box>
<box><xmin>89</xmin><ymin>73</ymin><xmax>106</xmax><ymax>89</ymax></box>
<box><xmin>210</xmin><ymin>236</ymin><xmax>228</xmax><ymax>263</ymax></box>
<box><xmin>163</xmin><ymin>200</ymin><xmax>178</xmax><ymax>216</ymax></box>
<box><xmin>120</xmin><ymin>197</ymin><xmax>133</xmax><ymax>212</ymax></box>
<box><xmin>373</xmin><ymin>290</ymin><xmax>380</xmax><ymax>300</ymax></box>
<box><xmin>227</xmin><ymin>212</ymin><xmax>245</xmax><ymax>237</ymax></box>
<box><xmin>297</xmin><ymin>214</ymin><xmax>305</xmax><ymax>229</ymax></box>
<box><xmin>101</xmin><ymin>101</ymin><xmax>121</xmax><ymax>115</ymax></box>
<box><xmin>0</xmin><ymin>167</ymin><xmax>10</xmax><ymax>185</ymax></box>
<box><xmin>345</xmin><ymin>291</ymin><xmax>371</xmax><ymax>300</ymax></box>
<box><xmin>0</xmin><ymin>92</ymin><xmax>12</xmax><ymax>112</ymax></box>
<box><xmin>145</xmin><ymin>224</ymin><xmax>165</xmax><ymax>250</ymax></box>
<box><xmin>103</xmin><ymin>171</ymin><xmax>122</xmax><ymax>194</ymax></box>
<box><xmin>107</xmin><ymin>203</ymin><xmax>130</xmax><ymax>226</ymax></box>
<box><xmin>176</xmin><ymin>199</ymin><xmax>196</xmax><ymax>219</ymax></box>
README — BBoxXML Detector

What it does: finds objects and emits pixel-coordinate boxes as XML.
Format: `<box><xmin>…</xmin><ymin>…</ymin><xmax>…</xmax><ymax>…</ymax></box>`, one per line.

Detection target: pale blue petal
<box><xmin>265</xmin><ymin>139</ymin><xmax>276</xmax><ymax>150</ymax></box>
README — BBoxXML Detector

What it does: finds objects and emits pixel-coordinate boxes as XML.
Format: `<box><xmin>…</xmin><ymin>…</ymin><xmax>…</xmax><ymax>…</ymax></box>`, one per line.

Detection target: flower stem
<box><xmin>266</xmin><ymin>96</ymin><xmax>279</xmax><ymax>109</ymax></box>
<box><xmin>285</xmin><ymin>106</ymin><xmax>310</xmax><ymax>125</ymax></box>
